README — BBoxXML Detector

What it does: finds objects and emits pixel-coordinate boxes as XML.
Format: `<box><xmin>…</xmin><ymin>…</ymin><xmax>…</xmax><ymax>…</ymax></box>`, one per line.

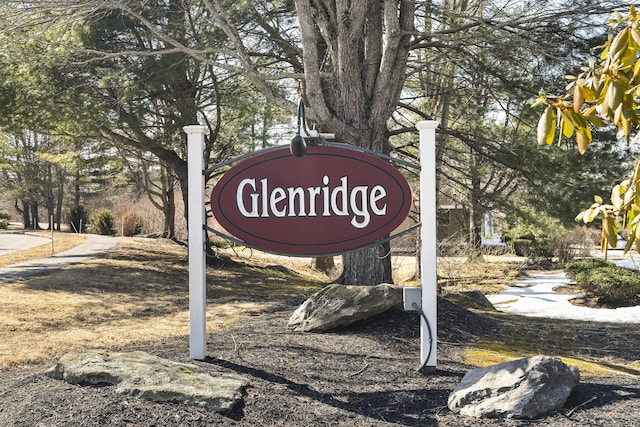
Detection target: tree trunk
<box><xmin>15</xmin><ymin>199</ymin><xmax>30</xmax><ymax>229</ymax></box>
<box><xmin>56</xmin><ymin>168</ymin><xmax>65</xmax><ymax>231</ymax></box>
<box><xmin>30</xmin><ymin>201</ymin><xmax>39</xmax><ymax>229</ymax></box>
<box><xmin>165</xmin><ymin>183</ymin><xmax>176</xmax><ymax>239</ymax></box>
<box><xmin>295</xmin><ymin>0</ymin><xmax>414</xmax><ymax>285</ymax></box>
<box><xmin>468</xmin><ymin>149</ymin><xmax>483</xmax><ymax>256</ymax></box>
<box><xmin>312</xmin><ymin>256</ymin><xmax>335</xmax><ymax>275</ymax></box>
<box><xmin>43</xmin><ymin>164</ymin><xmax>55</xmax><ymax>230</ymax></box>
<box><xmin>340</xmin><ymin>242</ymin><xmax>392</xmax><ymax>285</ymax></box>
<box><xmin>74</xmin><ymin>170</ymin><xmax>81</xmax><ymax>207</ymax></box>
<box><xmin>161</xmin><ymin>166</ymin><xmax>177</xmax><ymax>239</ymax></box>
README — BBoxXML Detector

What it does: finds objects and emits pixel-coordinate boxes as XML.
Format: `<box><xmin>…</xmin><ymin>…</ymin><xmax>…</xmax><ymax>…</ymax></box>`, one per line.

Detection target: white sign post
<box><xmin>184</xmin><ymin>125</ymin><xmax>209</xmax><ymax>360</ymax></box>
<box><xmin>416</xmin><ymin>120</ymin><xmax>439</xmax><ymax>371</ymax></box>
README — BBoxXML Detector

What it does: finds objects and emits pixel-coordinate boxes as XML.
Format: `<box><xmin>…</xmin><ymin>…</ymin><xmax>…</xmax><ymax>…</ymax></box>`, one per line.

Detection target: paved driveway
<box><xmin>0</xmin><ymin>233</ymin><xmax>118</xmax><ymax>284</ymax></box>
<box><xmin>0</xmin><ymin>233</ymin><xmax>51</xmax><ymax>255</ymax></box>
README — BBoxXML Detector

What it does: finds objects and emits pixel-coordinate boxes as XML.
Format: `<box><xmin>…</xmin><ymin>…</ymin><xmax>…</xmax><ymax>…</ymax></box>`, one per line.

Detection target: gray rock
<box><xmin>446</xmin><ymin>290</ymin><xmax>496</xmax><ymax>311</ymax></box>
<box><xmin>287</xmin><ymin>283</ymin><xmax>402</xmax><ymax>332</ymax></box>
<box><xmin>47</xmin><ymin>350</ymin><xmax>249</xmax><ymax>414</ymax></box>
<box><xmin>448</xmin><ymin>355</ymin><xmax>579</xmax><ymax>418</ymax></box>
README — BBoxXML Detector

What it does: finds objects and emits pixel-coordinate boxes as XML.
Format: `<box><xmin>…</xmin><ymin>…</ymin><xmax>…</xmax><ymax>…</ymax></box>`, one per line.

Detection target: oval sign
<box><xmin>210</xmin><ymin>144</ymin><xmax>413</xmax><ymax>256</ymax></box>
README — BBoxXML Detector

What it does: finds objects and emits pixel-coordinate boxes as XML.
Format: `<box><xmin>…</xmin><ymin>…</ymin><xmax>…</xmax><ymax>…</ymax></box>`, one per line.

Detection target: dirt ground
<box><xmin>0</xmin><ymin>238</ymin><xmax>638</xmax><ymax>426</ymax></box>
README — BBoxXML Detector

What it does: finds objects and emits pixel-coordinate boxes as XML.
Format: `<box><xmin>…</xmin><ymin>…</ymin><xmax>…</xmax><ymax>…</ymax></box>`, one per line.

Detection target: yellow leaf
<box><xmin>624</xmin><ymin>186</ymin><xmax>635</xmax><ymax>207</ymax></box>
<box><xmin>624</xmin><ymin>235</ymin><xmax>635</xmax><ymax>253</ymax></box>
<box><xmin>576</xmin><ymin>127</ymin><xmax>592</xmax><ymax>154</ymax></box>
<box><xmin>633</xmin><ymin>59</ymin><xmax>640</xmax><ymax>81</ymax></box>
<box><xmin>614</xmin><ymin>103</ymin><xmax>624</xmax><ymax>126</ymax></box>
<box><xmin>557</xmin><ymin>117</ymin><xmax>564</xmax><ymax>145</ymax></box>
<box><xmin>583</xmin><ymin>105</ymin><xmax>597</xmax><ymax>116</ymax></box>
<box><xmin>562</xmin><ymin>115</ymin><xmax>574</xmax><ymax>138</ymax></box>
<box><xmin>578</xmin><ymin>207</ymin><xmax>595</xmax><ymax>223</ymax></box>
<box><xmin>611</xmin><ymin>184</ymin><xmax>623</xmax><ymax>209</ymax></box>
<box><xmin>561</xmin><ymin>109</ymin><xmax>588</xmax><ymax>134</ymax></box>
<box><xmin>537</xmin><ymin>106</ymin><xmax>556</xmax><ymax>145</ymax></box>
<box><xmin>605</xmin><ymin>79</ymin><xmax>624</xmax><ymax>114</ymax></box>
<box><xmin>603</xmin><ymin>217</ymin><xmax>618</xmax><ymax>248</ymax></box>
<box><xmin>622</xmin><ymin>116</ymin><xmax>631</xmax><ymax>141</ymax></box>
<box><xmin>610</xmin><ymin>27</ymin><xmax>629</xmax><ymax>62</ymax></box>
<box><xmin>585</xmin><ymin>115</ymin><xmax>607</xmax><ymax>127</ymax></box>
<box><xmin>531</xmin><ymin>98</ymin><xmax>545</xmax><ymax>108</ymax></box>
<box><xmin>632</xmin><ymin>27</ymin><xmax>640</xmax><ymax>49</ymax></box>
<box><xmin>573</xmin><ymin>84</ymin><xmax>585</xmax><ymax>112</ymax></box>
<box><xmin>621</xmin><ymin>46</ymin><xmax>637</xmax><ymax>70</ymax></box>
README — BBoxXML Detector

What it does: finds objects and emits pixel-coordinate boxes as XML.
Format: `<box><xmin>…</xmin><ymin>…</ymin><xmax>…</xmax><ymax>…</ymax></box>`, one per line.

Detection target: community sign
<box><xmin>210</xmin><ymin>144</ymin><xmax>413</xmax><ymax>256</ymax></box>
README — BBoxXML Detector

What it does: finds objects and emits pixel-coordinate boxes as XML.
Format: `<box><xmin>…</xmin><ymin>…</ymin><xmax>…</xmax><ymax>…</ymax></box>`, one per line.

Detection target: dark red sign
<box><xmin>210</xmin><ymin>144</ymin><xmax>413</xmax><ymax>256</ymax></box>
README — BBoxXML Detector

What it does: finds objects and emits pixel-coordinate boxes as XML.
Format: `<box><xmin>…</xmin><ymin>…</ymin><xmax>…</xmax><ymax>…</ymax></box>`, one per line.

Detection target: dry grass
<box><xmin>0</xmin><ymin>237</ymin><xmax>325</xmax><ymax>370</ymax></box>
<box><xmin>465</xmin><ymin>310</ymin><xmax>640</xmax><ymax>377</ymax></box>
<box><xmin>1</xmin><ymin>237</ymin><xmax>636</xmax><ymax>379</ymax></box>
<box><xmin>437</xmin><ymin>257</ymin><xmax>526</xmax><ymax>294</ymax></box>
<box><xmin>463</xmin><ymin>348</ymin><xmax>632</xmax><ymax>377</ymax></box>
<box><xmin>0</xmin><ymin>232</ymin><xmax>86</xmax><ymax>267</ymax></box>
<box><xmin>0</xmin><ymin>238</ymin><xmax>418</xmax><ymax>369</ymax></box>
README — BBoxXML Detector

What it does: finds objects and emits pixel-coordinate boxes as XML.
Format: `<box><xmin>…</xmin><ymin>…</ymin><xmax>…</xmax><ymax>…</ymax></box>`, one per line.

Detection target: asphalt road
<box><xmin>0</xmin><ymin>233</ymin><xmax>51</xmax><ymax>256</ymax></box>
<box><xmin>0</xmin><ymin>233</ymin><xmax>118</xmax><ymax>284</ymax></box>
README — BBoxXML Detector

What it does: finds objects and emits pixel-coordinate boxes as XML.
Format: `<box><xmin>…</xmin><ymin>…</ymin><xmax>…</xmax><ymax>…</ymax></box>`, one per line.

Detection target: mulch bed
<box><xmin>0</xmin><ymin>298</ymin><xmax>638</xmax><ymax>426</ymax></box>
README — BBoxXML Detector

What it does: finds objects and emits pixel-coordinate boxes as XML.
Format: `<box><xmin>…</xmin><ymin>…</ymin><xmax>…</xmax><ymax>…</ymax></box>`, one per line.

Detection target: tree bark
<box><xmin>15</xmin><ymin>199</ymin><xmax>30</xmax><ymax>229</ymax></box>
<box><xmin>294</xmin><ymin>0</ymin><xmax>415</xmax><ymax>285</ymax></box>
<box><xmin>56</xmin><ymin>168</ymin><xmax>65</xmax><ymax>231</ymax></box>
<box><xmin>312</xmin><ymin>256</ymin><xmax>335</xmax><ymax>275</ymax></box>
<box><xmin>340</xmin><ymin>242</ymin><xmax>392</xmax><ymax>286</ymax></box>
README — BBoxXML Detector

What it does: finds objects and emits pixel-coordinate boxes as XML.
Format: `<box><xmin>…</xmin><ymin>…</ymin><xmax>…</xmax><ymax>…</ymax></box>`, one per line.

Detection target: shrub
<box><xmin>121</xmin><ymin>213</ymin><xmax>144</xmax><ymax>236</ymax></box>
<box><xmin>563</xmin><ymin>258</ymin><xmax>611</xmax><ymax>277</ymax></box>
<box><xmin>575</xmin><ymin>265</ymin><xmax>640</xmax><ymax>304</ymax></box>
<box><xmin>0</xmin><ymin>210</ymin><xmax>9</xmax><ymax>229</ymax></box>
<box><xmin>504</xmin><ymin>227</ymin><xmax>556</xmax><ymax>259</ymax></box>
<box><xmin>510</xmin><ymin>238</ymin><xmax>532</xmax><ymax>257</ymax></box>
<box><xmin>89</xmin><ymin>208</ymin><xmax>115</xmax><ymax>236</ymax></box>
<box><xmin>70</xmin><ymin>205</ymin><xmax>88</xmax><ymax>233</ymax></box>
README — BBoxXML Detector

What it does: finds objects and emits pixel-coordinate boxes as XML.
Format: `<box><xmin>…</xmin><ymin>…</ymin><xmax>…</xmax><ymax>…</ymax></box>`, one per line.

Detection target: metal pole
<box><xmin>184</xmin><ymin>125</ymin><xmax>209</xmax><ymax>360</ymax></box>
<box><xmin>417</xmin><ymin>120</ymin><xmax>439</xmax><ymax>370</ymax></box>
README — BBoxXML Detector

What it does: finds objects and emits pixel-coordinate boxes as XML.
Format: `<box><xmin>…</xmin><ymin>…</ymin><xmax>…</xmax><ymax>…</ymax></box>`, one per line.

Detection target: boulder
<box><xmin>47</xmin><ymin>350</ymin><xmax>249</xmax><ymax>414</ymax></box>
<box><xmin>448</xmin><ymin>355</ymin><xmax>579</xmax><ymax>418</ymax></box>
<box><xmin>445</xmin><ymin>290</ymin><xmax>496</xmax><ymax>311</ymax></box>
<box><xmin>287</xmin><ymin>283</ymin><xmax>402</xmax><ymax>332</ymax></box>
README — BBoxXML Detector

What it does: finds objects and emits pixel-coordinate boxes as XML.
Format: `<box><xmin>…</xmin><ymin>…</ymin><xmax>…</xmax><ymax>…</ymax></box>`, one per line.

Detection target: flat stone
<box><xmin>47</xmin><ymin>350</ymin><xmax>249</xmax><ymax>414</ymax></box>
<box><xmin>448</xmin><ymin>355</ymin><xmax>579</xmax><ymax>418</ymax></box>
<box><xmin>287</xmin><ymin>283</ymin><xmax>402</xmax><ymax>332</ymax></box>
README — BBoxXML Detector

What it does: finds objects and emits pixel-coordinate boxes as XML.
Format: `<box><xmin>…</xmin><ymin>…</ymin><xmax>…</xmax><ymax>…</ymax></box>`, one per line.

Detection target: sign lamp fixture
<box><xmin>290</xmin><ymin>99</ymin><xmax>308</xmax><ymax>157</ymax></box>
